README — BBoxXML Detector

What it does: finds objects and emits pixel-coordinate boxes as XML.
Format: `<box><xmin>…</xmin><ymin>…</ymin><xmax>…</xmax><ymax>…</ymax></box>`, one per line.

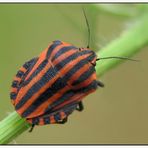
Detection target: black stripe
<box><xmin>11</xmin><ymin>80</ymin><xmax>19</xmax><ymax>88</ymax></box>
<box><xmin>85</xmin><ymin>52</ymin><xmax>96</xmax><ymax>62</ymax></box>
<box><xmin>53</xmin><ymin>102</ymin><xmax>78</xmax><ymax>116</ymax></box>
<box><xmin>15</xmin><ymin>57</ymin><xmax>38</xmax><ymax>91</ymax></box>
<box><xmin>10</xmin><ymin>58</ymin><xmax>38</xmax><ymax>100</ymax></box>
<box><xmin>32</xmin><ymin>117</ymin><xmax>39</xmax><ymax>125</ymax></box>
<box><xmin>49</xmin><ymin>81</ymin><xmax>97</xmax><ymax>109</ymax></box>
<box><xmin>46</xmin><ymin>40</ymin><xmax>62</xmax><ymax>59</ymax></box>
<box><xmin>44</xmin><ymin>102</ymin><xmax>78</xmax><ymax>121</ymax></box>
<box><xmin>45</xmin><ymin>81</ymin><xmax>97</xmax><ymax>114</ymax></box>
<box><xmin>16</xmin><ymin>70</ymin><xmax>24</xmax><ymax>78</ymax></box>
<box><xmin>44</xmin><ymin>90</ymin><xmax>74</xmax><ymax>114</ymax></box>
<box><xmin>54</xmin><ymin>112</ymin><xmax>61</xmax><ymax>122</ymax></box>
<box><xmin>10</xmin><ymin>92</ymin><xmax>17</xmax><ymax>100</ymax></box>
<box><xmin>23</xmin><ymin>58</ymin><xmax>37</xmax><ymax>69</ymax></box>
<box><xmin>54</xmin><ymin>50</ymin><xmax>90</xmax><ymax>71</ymax></box>
<box><xmin>73</xmin><ymin>80</ymin><xmax>98</xmax><ymax>93</ymax></box>
<box><xmin>61</xmin><ymin>54</ymin><xmax>95</xmax><ymax>82</ymax></box>
<box><xmin>21</xmin><ymin>77</ymin><xmax>67</xmax><ymax>117</ymax></box>
<box><xmin>43</xmin><ymin>116</ymin><xmax>50</xmax><ymax>124</ymax></box>
<box><xmin>21</xmin><ymin>59</ymin><xmax>48</xmax><ymax>87</ymax></box>
<box><xmin>15</xmin><ymin>65</ymin><xmax>58</xmax><ymax>111</ymax></box>
<box><xmin>72</xmin><ymin>66</ymin><xmax>95</xmax><ymax>85</ymax></box>
<box><xmin>23</xmin><ymin>63</ymin><xmax>30</xmax><ymax>69</ymax></box>
<box><xmin>62</xmin><ymin>103</ymin><xmax>78</xmax><ymax>116</ymax></box>
<box><xmin>16</xmin><ymin>57</ymin><xmax>38</xmax><ymax>92</ymax></box>
<box><xmin>44</xmin><ymin>81</ymin><xmax>97</xmax><ymax>114</ymax></box>
<box><xmin>16</xmin><ymin>58</ymin><xmax>38</xmax><ymax>79</ymax></box>
<box><xmin>53</xmin><ymin>40</ymin><xmax>62</xmax><ymax>44</ymax></box>
<box><xmin>15</xmin><ymin>57</ymin><xmax>38</xmax><ymax>86</ymax></box>
<box><xmin>79</xmin><ymin>50</ymin><xmax>93</xmax><ymax>55</ymax></box>
<box><xmin>52</xmin><ymin>46</ymin><xmax>78</xmax><ymax>61</ymax></box>
<box><xmin>47</xmin><ymin>80</ymin><xmax>97</xmax><ymax>109</ymax></box>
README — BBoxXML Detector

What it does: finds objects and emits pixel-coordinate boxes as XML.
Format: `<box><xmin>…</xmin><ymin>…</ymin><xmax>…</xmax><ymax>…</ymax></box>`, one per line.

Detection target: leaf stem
<box><xmin>0</xmin><ymin>111</ymin><xmax>30</xmax><ymax>144</ymax></box>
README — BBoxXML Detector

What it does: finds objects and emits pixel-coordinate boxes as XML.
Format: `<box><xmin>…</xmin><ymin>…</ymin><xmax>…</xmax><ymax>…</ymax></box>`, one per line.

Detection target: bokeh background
<box><xmin>0</xmin><ymin>4</ymin><xmax>147</xmax><ymax>144</ymax></box>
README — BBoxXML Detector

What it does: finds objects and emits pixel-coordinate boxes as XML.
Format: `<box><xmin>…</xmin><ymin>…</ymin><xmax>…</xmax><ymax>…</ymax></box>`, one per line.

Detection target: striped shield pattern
<box><xmin>10</xmin><ymin>40</ymin><xmax>99</xmax><ymax>126</ymax></box>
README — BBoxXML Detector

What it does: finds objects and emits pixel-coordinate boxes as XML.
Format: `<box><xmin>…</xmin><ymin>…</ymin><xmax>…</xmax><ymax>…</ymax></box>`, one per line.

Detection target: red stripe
<box><xmin>15</xmin><ymin>61</ymin><xmax>54</xmax><ymax>110</ymax></box>
<box><xmin>26</xmin><ymin>85</ymin><xmax>70</xmax><ymax>118</ymax></box>
<box><xmin>72</xmin><ymin>73</ymin><xmax>96</xmax><ymax>90</ymax></box>
<box><xmin>39</xmin><ymin>117</ymin><xmax>44</xmax><ymax>125</ymax></box>
<box><xmin>49</xmin><ymin>44</ymin><xmax>70</xmax><ymax>60</ymax></box>
<box><xmin>11</xmin><ymin>88</ymin><xmax>17</xmax><ymax>93</ymax></box>
<box><xmin>54</xmin><ymin>89</ymin><xmax>95</xmax><ymax>111</ymax></box>
<box><xmin>50</xmin><ymin>115</ymin><xmax>56</xmax><ymax>124</ymax></box>
<box><xmin>24</xmin><ymin>48</ymin><xmax>48</xmax><ymax>81</ymax></box>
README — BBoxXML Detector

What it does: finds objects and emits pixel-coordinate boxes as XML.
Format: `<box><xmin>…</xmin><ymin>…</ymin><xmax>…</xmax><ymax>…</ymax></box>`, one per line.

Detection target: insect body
<box><xmin>10</xmin><ymin>40</ymin><xmax>104</xmax><ymax>131</ymax></box>
<box><xmin>10</xmin><ymin>8</ymin><xmax>136</xmax><ymax>132</ymax></box>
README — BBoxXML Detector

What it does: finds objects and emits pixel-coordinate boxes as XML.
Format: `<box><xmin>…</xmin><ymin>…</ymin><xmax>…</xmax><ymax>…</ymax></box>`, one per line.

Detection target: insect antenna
<box><xmin>82</xmin><ymin>8</ymin><xmax>139</xmax><ymax>63</ymax></box>
<box><xmin>96</xmin><ymin>56</ymin><xmax>139</xmax><ymax>62</ymax></box>
<box><xmin>82</xmin><ymin>7</ymin><xmax>91</xmax><ymax>48</ymax></box>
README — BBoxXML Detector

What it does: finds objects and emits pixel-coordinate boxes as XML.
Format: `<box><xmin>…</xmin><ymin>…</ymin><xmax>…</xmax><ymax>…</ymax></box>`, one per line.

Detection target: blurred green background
<box><xmin>0</xmin><ymin>4</ymin><xmax>148</xmax><ymax>144</ymax></box>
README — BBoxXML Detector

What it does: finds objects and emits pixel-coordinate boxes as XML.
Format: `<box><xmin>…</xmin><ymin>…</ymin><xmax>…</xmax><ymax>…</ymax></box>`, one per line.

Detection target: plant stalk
<box><xmin>96</xmin><ymin>13</ymin><xmax>148</xmax><ymax>76</ymax></box>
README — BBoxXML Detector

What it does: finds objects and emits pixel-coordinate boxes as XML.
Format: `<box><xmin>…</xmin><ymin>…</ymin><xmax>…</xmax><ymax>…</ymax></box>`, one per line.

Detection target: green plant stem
<box><xmin>0</xmin><ymin>111</ymin><xmax>30</xmax><ymax>144</ymax></box>
<box><xmin>96</xmin><ymin>13</ymin><xmax>148</xmax><ymax>76</ymax></box>
<box><xmin>0</xmin><ymin>11</ymin><xmax>148</xmax><ymax>145</ymax></box>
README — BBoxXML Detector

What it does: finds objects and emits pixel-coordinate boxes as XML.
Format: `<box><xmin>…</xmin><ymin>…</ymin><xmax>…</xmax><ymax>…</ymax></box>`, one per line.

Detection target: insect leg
<box><xmin>76</xmin><ymin>101</ymin><xmax>84</xmax><ymax>112</ymax></box>
<box><xmin>97</xmin><ymin>80</ymin><xmax>104</xmax><ymax>87</ymax></box>
<box><xmin>29</xmin><ymin>124</ymin><xmax>35</xmax><ymax>132</ymax></box>
<box><xmin>57</xmin><ymin>117</ymin><xmax>68</xmax><ymax>124</ymax></box>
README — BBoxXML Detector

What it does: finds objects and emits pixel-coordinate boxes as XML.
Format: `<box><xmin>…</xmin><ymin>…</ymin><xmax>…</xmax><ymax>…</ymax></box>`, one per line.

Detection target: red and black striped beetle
<box><xmin>10</xmin><ymin>39</ymin><xmax>104</xmax><ymax>132</ymax></box>
<box><xmin>10</xmin><ymin>9</ymin><xmax>105</xmax><ymax>132</ymax></box>
<box><xmin>10</xmin><ymin>9</ymin><xmax>135</xmax><ymax>132</ymax></box>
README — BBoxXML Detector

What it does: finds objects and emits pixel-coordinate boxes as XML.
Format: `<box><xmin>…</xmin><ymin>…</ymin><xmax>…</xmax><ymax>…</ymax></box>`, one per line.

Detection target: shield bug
<box><xmin>10</xmin><ymin>8</ymin><xmax>137</xmax><ymax>132</ymax></box>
